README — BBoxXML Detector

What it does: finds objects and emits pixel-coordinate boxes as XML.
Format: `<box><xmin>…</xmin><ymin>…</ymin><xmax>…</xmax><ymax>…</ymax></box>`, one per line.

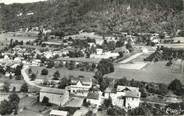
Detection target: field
<box><xmin>108</xmin><ymin>52</ymin><xmax>184</xmax><ymax>84</ymax></box>
<box><xmin>30</xmin><ymin>66</ymin><xmax>94</xmax><ymax>80</ymax></box>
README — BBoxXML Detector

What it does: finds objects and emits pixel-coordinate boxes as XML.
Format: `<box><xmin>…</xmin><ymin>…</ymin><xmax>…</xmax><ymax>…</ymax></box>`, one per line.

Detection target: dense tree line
<box><xmin>0</xmin><ymin>0</ymin><xmax>184</xmax><ymax>35</ymax></box>
<box><xmin>0</xmin><ymin>93</ymin><xmax>20</xmax><ymax>115</ymax></box>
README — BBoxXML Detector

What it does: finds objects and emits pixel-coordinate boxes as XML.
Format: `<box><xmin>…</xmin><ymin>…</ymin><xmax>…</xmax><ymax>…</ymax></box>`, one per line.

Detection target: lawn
<box><xmin>30</xmin><ymin>66</ymin><xmax>94</xmax><ymax>80</ymax></box>
<box><xmin>107</xmin><ymin>61</ymin><xmax>184</xmax><ymax>84</ymax></box>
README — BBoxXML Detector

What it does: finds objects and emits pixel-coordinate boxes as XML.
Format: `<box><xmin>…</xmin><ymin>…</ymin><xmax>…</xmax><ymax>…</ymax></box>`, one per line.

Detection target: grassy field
<box><xmin>30</xmin><ymin>66</ymin><xmax>94</xmax><ymax>80</ymax></box>
<box><xmin>107</xmin><ymin>61</ymin><xmax>184</xmax><ymax>84</ymax></box>
<box><xmin>108</xmin><ymin>52</ymin><xmax>184</xmax><ymax>84</ymax></box>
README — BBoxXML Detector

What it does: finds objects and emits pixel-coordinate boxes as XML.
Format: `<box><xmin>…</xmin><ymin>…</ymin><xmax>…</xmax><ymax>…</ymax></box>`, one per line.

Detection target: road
<box><xmin>21</xmin><ymin>65</ymin><xmax>45</xmax><ymax>89</ymax></box>
<box><xmin>119</xmin><ymin>52</ymin><xmax>143</xmax><ymax>64</ymax></box>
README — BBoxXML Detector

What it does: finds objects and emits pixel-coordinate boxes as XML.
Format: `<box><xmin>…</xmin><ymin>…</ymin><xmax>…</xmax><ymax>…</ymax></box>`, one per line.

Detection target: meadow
<box><xmin>30</xmin><ymin>66</ymin><xmax>94</xmax><ymax>80</ymax></box>
<box><xmin>108</xmin><ymin>52</ymin><xmax>184</xmax><ymax>84</ymax></box>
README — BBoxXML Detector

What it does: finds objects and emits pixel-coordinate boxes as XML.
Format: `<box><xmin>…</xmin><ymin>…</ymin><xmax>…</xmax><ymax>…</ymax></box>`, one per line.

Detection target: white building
<box><xmin>104</xmin><ymin>86</ymin><xmax>141</xmax><ymax>109</ymax></box>
<box><xmin>31</xmin><ymin>59</ymin><xmax>41</xmax><ymax>66</ymax></box>
<box><xmin>66</xmin><ymin>78</ymin><xmax>92</xmax><ymax>97</ymax></box>
<box><xmin>50</xmin><ymin>110</ymin><xmax>68</xmax><ymax>116</ymax></box>
<box><xmin>90</xmin><ymin>52</ymin><xmax>119</xmax><ymax>59</ymax></box>
<box><xmin>40</xmin><ymin>88</ymin><xmax>69</xmax><ymax>106</ymax></box>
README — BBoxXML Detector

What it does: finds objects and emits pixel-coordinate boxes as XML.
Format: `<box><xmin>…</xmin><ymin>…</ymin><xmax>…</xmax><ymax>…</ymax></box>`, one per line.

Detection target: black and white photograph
<box><xmin>0</xmin><ymin>0</ymin><xmax>184</xmax><ymax>115</ymax></box>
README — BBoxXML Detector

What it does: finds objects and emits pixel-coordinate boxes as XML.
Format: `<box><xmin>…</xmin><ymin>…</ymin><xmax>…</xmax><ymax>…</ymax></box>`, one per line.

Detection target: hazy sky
<box><xmin>0</xmin><ymin>0</ymin><xmax>47</xmax><ymax>4</ymax></box>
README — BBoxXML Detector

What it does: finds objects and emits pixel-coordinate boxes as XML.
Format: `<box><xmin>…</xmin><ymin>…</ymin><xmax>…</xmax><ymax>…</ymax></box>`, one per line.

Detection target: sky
<box><xmin>0</xmin><ymin>0</ymin><xmax>47</xmax><ymax>4</ymax></box>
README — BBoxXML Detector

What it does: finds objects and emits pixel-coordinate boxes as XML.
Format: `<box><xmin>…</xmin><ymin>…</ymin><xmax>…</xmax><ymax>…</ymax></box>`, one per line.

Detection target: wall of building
<box><xmin>40</xmin><ymin>92</ymin><xmax>69</xmax><ymax>106</ymax></box>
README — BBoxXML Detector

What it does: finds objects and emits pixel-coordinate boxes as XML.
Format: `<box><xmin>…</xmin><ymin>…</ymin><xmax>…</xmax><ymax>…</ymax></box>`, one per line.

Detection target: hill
<box><xmin>0</xmin><ymin>0</ymin><xmax>184</xmax><ymax>35</ymax></box>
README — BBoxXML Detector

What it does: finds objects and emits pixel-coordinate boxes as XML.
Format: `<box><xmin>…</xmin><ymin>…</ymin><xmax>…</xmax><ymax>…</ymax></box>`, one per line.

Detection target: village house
<box><xmin>42</xmin><ymin>41</ymin><xmax>63</xmax><ymax>48</ymax></box>
<box><xmin>104</xmin><ymin>86</ymin><xmax>141</xmax><ymax>109</ymax></box>
<box><xmin>90</xmin><ymin>51</ymin><xmax>119</xmax><ymax>59</ymax></box>
<box><xmin>55</xmin><ymin>57</ymin><xmax>101</xmax><ymax>66</ymax></box>
<box><xmin>86</xmin><ymin>91</ymin><xmax>103</xmax><ymax>107</ymax></box>
<box><xmin>66</xmin><ymin>77</ymin><xmax>92</xmax><ymax>97</ymax></box>
<box><xmin>40</xmin><ymin>88</ymin><xmax>69</xmax><ymax>106</ymax></box>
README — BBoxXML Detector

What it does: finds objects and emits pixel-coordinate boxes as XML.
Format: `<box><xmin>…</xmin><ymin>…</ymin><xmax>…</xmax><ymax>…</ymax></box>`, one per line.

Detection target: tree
<box><xmin>8</xmin><ymin>93</ymin><xmax>20</xmax><ymax>115</ymax></box>
<box><xmin>99</xmin><ymin>78</ymin><xmax>111</xmax><ymax>92</ymax></box>
<box><xmin>158</xmin><ymin>84</ymin><xmax>168</xmax><ymax>95</ymax></box>
<box><xmin>53</xmin><ymin>71</ymin><xmax>60</xmax><ymax>80</ymax></box>
<box><xmin>15</xmin><ymin>75</ymin><xmax>22</xmax><ymax>80</ymax></box>
<box><xmin>46</xmin><ymin>61</ymin><xmax>55</xmax><ymax>68</ymax></box>
<box><xmin>58</xmin><ymin>77</ymin><xmax>69</xmax><ymax>89</ymax></box>
<box><xmin>97</xmin><ymin>59</ymin><xmax>114</xmax><ymax>75</ymax></box>
<box><xmin>29</xmin><ymin>73</ymin><xmax>37</xmax><ymax>81</ymax></box>
<box><xmin>168</xmin><ymin>79</ymin><xmax>182</xmax><ymax>91</ymax></box>
<box><xmin>20</xmin><ymin>83</ymin><xmax>28</xmax><ymax>93</ymax></box>
<box><xmin>41</xmin><ymin>69</ymin><xmax>48</xmax><ymax>75</ymax></box>
<box><xmin>94</xmin><ymin>70</ymin><xmax>103</xmax><ymax>83</ymax></box>
<box><xmin>86</xmin><ymin>110</ymin><xmax>93</xmax><ymax>116</ymax></box>
<box><xmin>126</xmin><ymin>40</ymin><xmax>134</xmax><ymax>52</ymax></box>
<box><xmin>115</xmin><ymin>77</ymin><xmax>129</xmax><ymax>88</ymax></box>
<box><xmin>107</xmin><ymin>106</ymin><xmax>126</xmax><ymax>116</ymax></box>
<box><xmin>103</xmin><ymin>97</ymin><xmax>112</xmax><ymax>108</ymax></box>
<box><xmin>42</xmin><ymin>96</ymin><xmax>50</xmax><ymax>106</ymax></box>
<box><xmin>3</xmin><ymin>81</ymin><xmax>10</xmax><ymax>92</ymax></box>
<box><xmin>0</xmin><ymin>100</ymin><xmax>13</xmax><ymax>115</ymax></box>
<box><xmin>168</xmin><ymin>79</ymin><xmax>184</xmax><ymax>95</ymax></box>
<box><xmin>28</xmin><ymin>68</ymin><xmax>32</xmax><ymax>74</ymax></box>
<box><xmin>15</xmin><ymin>65</ymin><xmax>23</xmax><ymax>76</ymax></box>
<box><xmin>83</xmin><ymin>98</ymin><xmax>91</xmax><ymax>107</ymax></box>
<box><xmin>128</xmin><ymin>106</ymin><xmax>148</xmax><ymax>115</ymax></box>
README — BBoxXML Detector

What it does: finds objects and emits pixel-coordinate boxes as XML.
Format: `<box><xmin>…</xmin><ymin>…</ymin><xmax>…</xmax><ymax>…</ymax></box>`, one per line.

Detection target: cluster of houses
<box><xmin>39</xmin><ymin>76</ymin><xmax>141</xmax><ymax>114</ymax></box>
<box><xmin>0</xmin><ymin>30</ymin><xmax>146</xmax><ymax>116</ymax></box>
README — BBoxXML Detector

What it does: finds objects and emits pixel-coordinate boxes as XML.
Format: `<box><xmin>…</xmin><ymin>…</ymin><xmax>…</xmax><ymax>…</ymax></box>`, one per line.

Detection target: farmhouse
<box><xmin>90</xmin><ymin>51</ymin><xmax>119</xmax><ymax>59</ymax></box>
<box><xmin>86</xmin><ymin>91</ymin><xmax>102</xmax><ymax>107</ymax></box>
<box><xmin>104</xmin><ymin>86</ymin><xmax>141</xmax><ymax>109</ymax></box>
<box><xmin>40</xmin><ymin>88</ymin><xmax>69</xmax><ymax>106</ymax></box>
<box><xmin>42</xmin><ymin>41</ymin><xmax>63</xmax><ymax>47</ymax></box>
<box><xmin>56</xmin><ymin>57</ymin><xmax>101</xmax><ymax>65</ymax></box>
<box><xmin>66</xmin><ymin>77</ymin><xmax>92</xmax><ymax>97</ymax></box>
<box><xmin>173</xmin><ymin>37</ymin><xmax>184</xmax><ymax>43</ymax></box>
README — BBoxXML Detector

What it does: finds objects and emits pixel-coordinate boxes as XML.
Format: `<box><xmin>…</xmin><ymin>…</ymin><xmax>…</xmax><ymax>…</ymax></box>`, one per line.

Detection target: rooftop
<box><xmin>87</xmin><ymin>92</ymin><xmax>99</xmax><ymax>100</ymax></box>
<box><xmin>117</xmin><ymin>86</ymin><xmax>140</xmax><ymax>98</ymax></box>
<box><xmin>173</xmin><ymin>37</ymin><xmax>184</xmax><ymax>43</ymax></box>
<box><xmin>40</xmin><ymin>88</ymin><xmax>67</xmax><ymax>95</ymax></box>
<box><xmin>50</xmin><ymin>110</ymin><xmax>68</xmax><ymax>116</ymax></box>
<box><xmin>42</xmin><ymin>41</ymin><xmax>63</xmax><ymax>45</ymax></box>
<box><xmin>56</xmin><ymin>57</ymin><xmax>101</xmax><ymax>64</ymax></box>
<box><xmin>70</xmin><ymin>77</ymin><xmax>92</xmax><ymax>86</ymax></box>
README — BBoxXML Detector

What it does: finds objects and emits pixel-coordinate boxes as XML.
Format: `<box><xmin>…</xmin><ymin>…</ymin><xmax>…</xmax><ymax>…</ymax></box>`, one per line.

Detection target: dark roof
<box><xmin>124</xmin><ymin>91</ymin><xmax>140</xmax><ymax>98</ymax></box>
<box><xmin>87</xmin><ymin>92</ymin><xmax>99</xmax><ymax>100</ymax></box>
<box><xmin>117</xmin><ymin>86</ymin><xmax>140</xmax><ymax>98</ymax></box>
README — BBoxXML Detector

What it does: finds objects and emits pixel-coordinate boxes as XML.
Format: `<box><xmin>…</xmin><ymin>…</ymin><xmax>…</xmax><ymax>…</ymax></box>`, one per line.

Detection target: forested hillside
<box><xmin>0</xmin><ymin>0</ymin><xmax>183</xmax><ymax>35</ymax></box>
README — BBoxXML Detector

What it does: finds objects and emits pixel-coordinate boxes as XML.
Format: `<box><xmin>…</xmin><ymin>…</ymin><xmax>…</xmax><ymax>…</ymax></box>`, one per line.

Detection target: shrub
<box><xmin>41</xmin><ymin>69</ymin><xmax>48</xmax><ymax>75</ymax></box>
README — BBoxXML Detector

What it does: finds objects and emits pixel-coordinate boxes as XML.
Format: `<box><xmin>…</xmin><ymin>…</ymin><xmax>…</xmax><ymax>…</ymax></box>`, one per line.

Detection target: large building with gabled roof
<box><xmin>40</xmin><ymin>88</ymin><xmax>69</xmax><ymax>106</ymax></box>
<box><xmin>66</xmin><ymin>77</ymin><xmax>92</xmax><ymax>97</ymax></box>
